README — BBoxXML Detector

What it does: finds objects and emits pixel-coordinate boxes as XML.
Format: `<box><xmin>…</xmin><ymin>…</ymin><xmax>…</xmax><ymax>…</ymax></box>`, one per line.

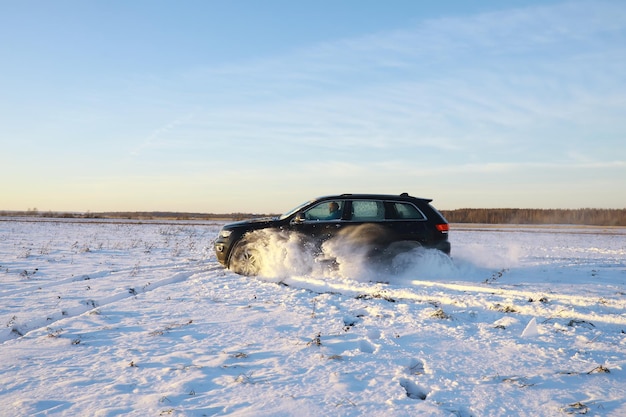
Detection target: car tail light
<box><xmin>436</xmin><ymin>223</ymin><xmax>449</xmax><ymax>233</ymax></box>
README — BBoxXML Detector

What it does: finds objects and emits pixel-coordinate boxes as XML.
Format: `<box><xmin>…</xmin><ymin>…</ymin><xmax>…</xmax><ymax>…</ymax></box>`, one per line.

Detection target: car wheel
<box><xmin>384</xmin><ymin>240</ymin><xmax>422</xmax><ymax>256</ymax></box>
<box><xmin>229</xmin><ymin>242</ymin><xmax>262</xmax><ymax>276</ymax></box>
<box><xmin>378</xmin><ymin>241</ymin><xmax>423</xmax><ymax>273</ymax></box>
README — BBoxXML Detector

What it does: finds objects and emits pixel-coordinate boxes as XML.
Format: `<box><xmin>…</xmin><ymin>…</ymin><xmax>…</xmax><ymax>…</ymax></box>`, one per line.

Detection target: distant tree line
<box><xmin>0</xmin><ymin>210</ymin><xmax>272</xmax><ymax>221</ymax></box>
<box><xmin>3</xmin><ymin>208</ymin><xmax>626</xmax><ymax>226</ymax></box>
<box><xmin>440</xmin><ymin>208</ymin><xmax>626</xmax><ymax>226</ymax></box>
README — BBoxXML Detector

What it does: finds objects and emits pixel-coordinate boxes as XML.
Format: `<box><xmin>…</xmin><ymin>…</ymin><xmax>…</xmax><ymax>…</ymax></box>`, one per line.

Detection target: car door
<box><xmin>343</xmin><ymin>200</ymin><xmax>393</xmax><ymax>246</ymax></box>
<box><xmin>289</xmin><ymin>200</ymin><xmax>347</xmax><ymax>242</ymax></box>
<box><xmin>382</xmin><ymin>200</ymin><xmax>429</xmax><ymax>244</ymax></box>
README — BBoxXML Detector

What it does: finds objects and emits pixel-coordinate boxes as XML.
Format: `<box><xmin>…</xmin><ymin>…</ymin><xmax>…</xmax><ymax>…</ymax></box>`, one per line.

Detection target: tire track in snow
<box><xmin>277</xmin><ymin>275</ymin><xmax>626</xmax><ymax>326</ymax></box>
<box><xmin>0</xmin><ymin>260</ymin><xmax>193</xmax><ymax>298</ymax></box>
<box><xmin>0</xmin><ymin>267</ymin><xmax>199</xmax><ymax>344</ymax></box>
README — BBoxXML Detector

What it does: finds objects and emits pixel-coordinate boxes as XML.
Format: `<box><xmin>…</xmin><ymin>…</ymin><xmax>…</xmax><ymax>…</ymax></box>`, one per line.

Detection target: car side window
<box><xmin>304</xmin><ymin>201</ymin><xmax>344</xmax><ymax>220</ymax></box>
<box><xmin>392</xmin><ymin>202</ymin><xmax>425</xmax><ymax>220</ymax></box>
<box><xmin>350</xmin><ymin>201</ymin><xmax>384</xmax><ymax>220</ymax></box>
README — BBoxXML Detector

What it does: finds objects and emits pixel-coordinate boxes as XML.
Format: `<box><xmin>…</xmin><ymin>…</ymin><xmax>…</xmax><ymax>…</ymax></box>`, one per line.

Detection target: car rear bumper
<box><xmin>431</xmin><ymin>240</ymin><xmax>451</xmax><ymax>255</ymax></box>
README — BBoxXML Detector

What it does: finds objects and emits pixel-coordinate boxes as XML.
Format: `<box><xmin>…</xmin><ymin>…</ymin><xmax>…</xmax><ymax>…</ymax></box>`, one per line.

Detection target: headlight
<box><xmin>219</xmin><ymin>229</ymin><xmax>232</xmax><ymax>238</ymax></box>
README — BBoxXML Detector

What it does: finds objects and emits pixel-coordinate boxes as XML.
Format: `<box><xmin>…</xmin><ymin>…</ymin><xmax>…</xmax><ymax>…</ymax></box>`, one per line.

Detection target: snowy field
<box><xmin>1</xmin><ymin>218</ymin><xmax>625</xmax><ymax>417</ymax></box>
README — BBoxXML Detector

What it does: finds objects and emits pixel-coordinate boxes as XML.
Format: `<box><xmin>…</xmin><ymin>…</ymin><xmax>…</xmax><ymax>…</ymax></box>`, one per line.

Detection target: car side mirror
<box><xmin>292</xmin><ymin>212</ymin><xmax>306</xmax><ymax>224</ymax></box>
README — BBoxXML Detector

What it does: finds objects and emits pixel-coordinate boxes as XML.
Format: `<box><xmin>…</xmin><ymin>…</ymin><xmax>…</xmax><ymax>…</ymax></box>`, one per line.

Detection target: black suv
<box><xmin>214</xmin><ymin>193</ymin><xmax>450</xmax><ymax>275</ymax></box>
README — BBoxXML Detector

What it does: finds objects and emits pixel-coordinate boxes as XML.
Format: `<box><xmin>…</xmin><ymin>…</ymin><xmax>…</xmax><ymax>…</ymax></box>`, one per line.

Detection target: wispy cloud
<box><xmin>129</xmin><ymin>112</ymin><xmax>196</xmax><ymax>157</ymax></box>
<box><xmin>187</xmin><ymin>1</ymin><xmax>625</xmax><ymax>90</ymax></box>
<box><xmin>5</xmin><ymin>1</ymin><xmax>625</xmax><ymax>212</ymax></box>
<box><xmin>164</xmin><ymin>1</ymin><xmax>625</xmax><ymax>171</ymax></box>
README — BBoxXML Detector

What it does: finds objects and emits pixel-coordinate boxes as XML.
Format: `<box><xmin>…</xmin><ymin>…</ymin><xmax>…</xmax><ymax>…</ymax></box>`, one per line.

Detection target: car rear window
<box><xmin>391</xmin><ymin>202</ymin><xmax>425</xmax><ymax>220</ymax></box>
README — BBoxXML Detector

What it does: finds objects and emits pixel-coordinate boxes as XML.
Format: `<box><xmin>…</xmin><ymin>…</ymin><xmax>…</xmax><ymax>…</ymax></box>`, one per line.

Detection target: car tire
<box><xmin>384</xmin><ymin>240</ymin><xmax>423</xmax><ymax>256</ymax></box>
<box><xmin>229</xmin><ymin>242</ymin><xmax>262</xmax><ymax>276</ymax></box>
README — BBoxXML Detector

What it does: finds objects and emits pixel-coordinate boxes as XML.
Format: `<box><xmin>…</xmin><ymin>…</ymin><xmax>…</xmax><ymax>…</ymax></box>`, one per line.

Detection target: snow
<box><xmin>1</xmin><ymin>218</ymin><xmax>625</xmax><ymax>416</ymax></box>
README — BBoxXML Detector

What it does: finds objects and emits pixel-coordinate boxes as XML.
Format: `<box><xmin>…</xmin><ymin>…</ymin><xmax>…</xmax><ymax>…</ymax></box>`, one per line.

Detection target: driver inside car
<box><xmin>326</xmin><ymin>202</ymin><xmax>341</xmax><ymax>220</ymax></box>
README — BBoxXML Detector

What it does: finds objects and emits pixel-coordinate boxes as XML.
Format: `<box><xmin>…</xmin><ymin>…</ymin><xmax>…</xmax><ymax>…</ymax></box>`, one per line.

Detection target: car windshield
<box><xmin>278</xmin><ymin>199</ymin><xmax>314</xmax><ymax>220</ymax></box>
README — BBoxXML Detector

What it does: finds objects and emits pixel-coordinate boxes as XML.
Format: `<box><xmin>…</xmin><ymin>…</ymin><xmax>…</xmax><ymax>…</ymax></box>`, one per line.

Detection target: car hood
<box><xmin>223</xmin><ymin>217</ymin><xmax>280</xmax><ymax>230</ymax></box>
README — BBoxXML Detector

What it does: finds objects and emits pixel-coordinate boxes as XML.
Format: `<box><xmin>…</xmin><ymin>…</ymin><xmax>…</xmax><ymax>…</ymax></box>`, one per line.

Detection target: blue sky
<box><xmin>2</xmin><ymin>0</ymin><xmax>625</xmax><ymax>213</ymax></box>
